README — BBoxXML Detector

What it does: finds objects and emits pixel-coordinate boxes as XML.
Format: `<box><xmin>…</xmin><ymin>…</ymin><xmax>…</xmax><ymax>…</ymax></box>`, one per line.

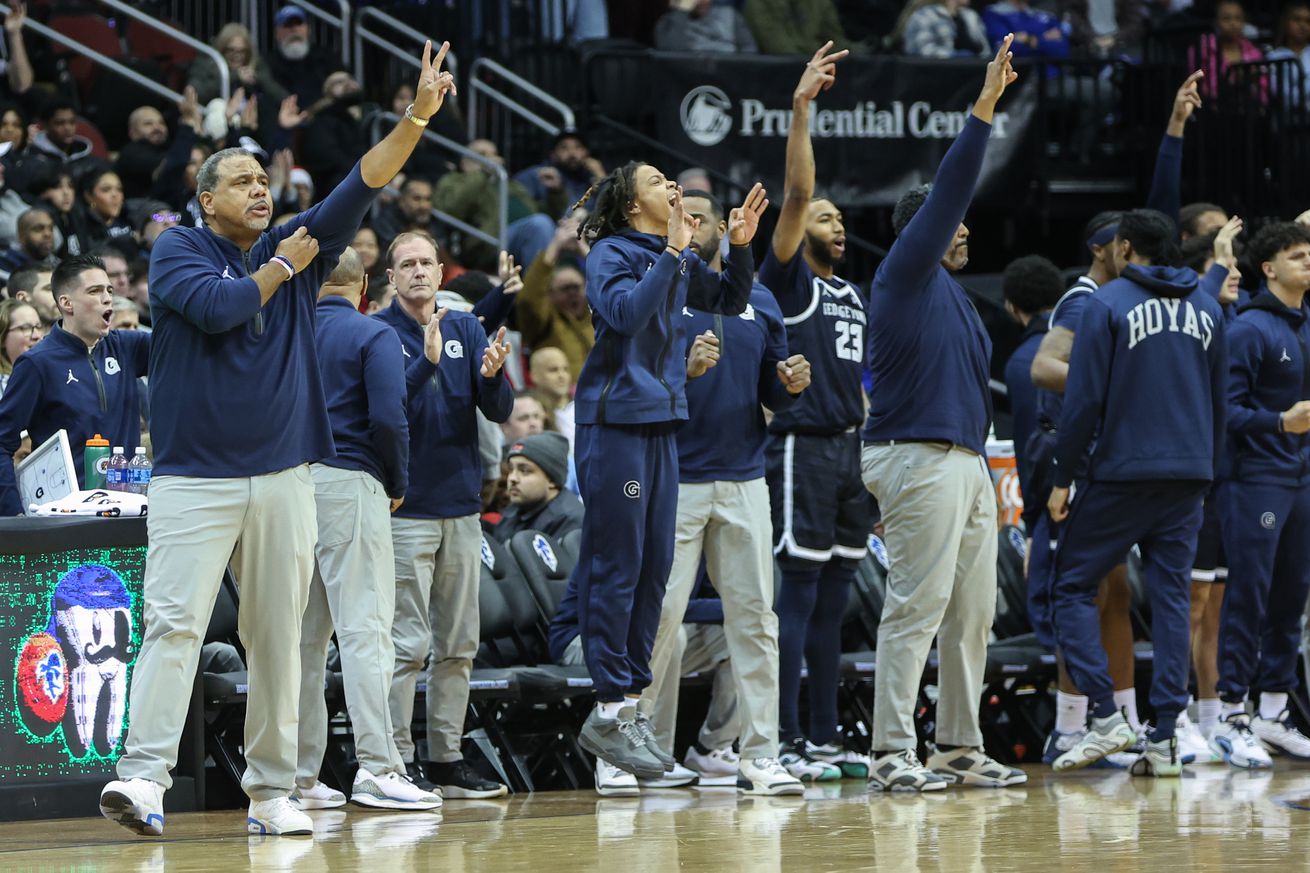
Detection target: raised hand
<box><xmin>226</xmin><ymin>87</ymin><xmax>247</xmax><ymax>123</ymax></box>
<box><xmin>1168</xmin><ymin>70</ymin><xmax>1204</xmax><ymax>136</ymax></box>
<box><xmin>728</xmin><ymin>182</ymin><xmax>769</xmax><ymax>246</ymax></box>
<box><xmin>4</xmin><ymin>1</ymin><xmax>26</xmax><ymax>34</ymax></box>
<box><xmin>1213</xmin><ymin>215</ymin><xmax>1242</xmax><ymax>266</ymax></box>
<box><xmin>423</xmin><ymin>307</ymin><xmax>449</xmax><ymax>364</ymax></box>
<box><xmin>268</xmin><ymin>148</ymin><xmax>293</xmax><ymax>197</ymax></box>
<box><xmin>667</xmin><ymin>185</ymin><xmax>699</xmax><ymax>251</ymax></box>
<box><xmin>687</xmin><ymin>331</ymin><xmax>720</xmax><ymax>378</ymax></box>
<box><xmin>177</xmin><ymin>85</ymin><xmax>202</xmax><ymax>133</ymax></box>
<box><xmin>413</xmin><ymin>40</ymin><xmax>456</xmax><ymax>121</ymax></box>
<box><xmin>975</xmin><ymin>34</ymin><xmax>1019</xmax><ymax>121</ymax></box>
<box><xmin>279</xmin><ymin>95</ymin><xmax>309</xmax><ymax>129</ymax></box>
<box><xmin>776</xmin><ymin>353</ymin><xmax>811</xmax><ymax>394</ymax></box>
<box><xmin>498</xmin><ymin>251</ymin><xmax>523</xmax><ymax>295</ymax></box>
<box><xmin>240</xmin><ymin>93</ymin><xmax>259</xmax><ymax>130</ymax></box>
<box><xmin>794</xmin><ymin>42</ymin><xmax>849</xmax><ymax>104</ymax></box>
<box><xmin>481</xmin><ymin>326</ymin><xmax>512</xmax><ymax>377</ymax></box>
<box><xmin>275</xmin><ymin>227</ymin><xmax>319</xmax><ymax>273</ymax></box>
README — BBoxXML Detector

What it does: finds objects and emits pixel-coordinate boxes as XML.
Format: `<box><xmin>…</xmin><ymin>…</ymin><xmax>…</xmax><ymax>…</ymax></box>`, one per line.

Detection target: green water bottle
<box><xmin>84</xmin><ymin>434</ymin><xmax>110</xmax><ymax>490</ymax></box>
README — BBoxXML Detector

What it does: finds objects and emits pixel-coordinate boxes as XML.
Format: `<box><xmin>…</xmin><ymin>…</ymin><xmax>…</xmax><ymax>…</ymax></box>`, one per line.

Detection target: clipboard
<box><xmin>15</xmin><ymin>429</ymin><xmax>77</xmax><ymax>514</ymax></box>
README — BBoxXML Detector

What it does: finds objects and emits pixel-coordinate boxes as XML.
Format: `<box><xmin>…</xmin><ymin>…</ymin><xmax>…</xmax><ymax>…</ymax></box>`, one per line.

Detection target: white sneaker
<box><xmin>737</xmin><ymin>757</ymin><xmax>804</xmax><ymax>796</ymax></box>
<box><xmin>247</xmin><ymin>797</ymin><xmax>314</xmax><ymax>836</ymax></box>
<box><xmin>1209</xmin><ymin>713</ymin><xmax>1274</xmax><ymax>769</ymax></box>
<box><xmin>595</xmin><ymin>759</ymin><xmax>640</xmax><ymax>797</ymax></box>
<box><xmin>100</xmin><ymin>778</ymin><xmax>165</xmax><ymax>836</ymax></box>
<box><xmin>1176</xmin><ymin>712</ymin><xmax>1219</xmax><ymax>764</ymax></box>
<box><xmin>291</xmin><ymin>780</ymin><xmax>346</xmax><ymax>810</ymax></box>
<box><xmin>352</xmin><ymin>768</ymin><xmax>443</xmax><ymax>810</ymax></box>
<box><xmin>926</xmin><ymin>747</ymin><xmax>1027</xmax><ymax>787</ymax></box>
<box><xmin>1130</xmin><ymin>735</ymin><xmax>1182</xmax><ymax>777</ymax></box>
<box><xmin>684</xmin><ymin>744</ymin><xmax>739</xmax><ymax>781</ymax></box>
<box><xmin>638</xmin><ymin>762</ymin><xmax>700</xmax><ymax>788</ymax></box>
<box><xmin>806</xmin><ymin>741</ymin><xmax>872</xmax><ymax>779</ymax></box>
<box><xmin>779</xmin><ymin>738</ymin><xmax>841</xmax><ymax>782</ymax></box>
<box><xmin>869</xmin><ymin>749</ymin><xmax>949</xmax><ymax>792</ymax></box>
<box><xmin>1251</xmin><ymin>710</ymin><xmax>1310</xmax><ymax>759</ymax></box>
<box><xmin>1053</xmin><ymin>711</ymin><xmax>1137</xmax><ymax>772</ymax></box>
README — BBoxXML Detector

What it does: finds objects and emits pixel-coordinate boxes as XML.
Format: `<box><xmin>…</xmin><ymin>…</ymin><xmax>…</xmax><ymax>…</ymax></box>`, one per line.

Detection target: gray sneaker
<box><xmin>579</xmin><ymin>707</ymin><xmax>666</xmax><ymax>780</ymax></box>
<box><xmin>630</xmin><ymin>708</ymin><xmax>676</xmax><ymax>771</ymax></box>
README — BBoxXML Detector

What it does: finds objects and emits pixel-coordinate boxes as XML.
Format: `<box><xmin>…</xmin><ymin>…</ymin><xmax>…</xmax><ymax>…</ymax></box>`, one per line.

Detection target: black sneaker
<box><xmin>405</xmin><ymin>760</ymin><xmax>438</xmax><ymax>793</ymax></box>
<box><xmin>428</xmin><ymin>759</ymin><xmax>509</xmax><ymax>799</ymax></box>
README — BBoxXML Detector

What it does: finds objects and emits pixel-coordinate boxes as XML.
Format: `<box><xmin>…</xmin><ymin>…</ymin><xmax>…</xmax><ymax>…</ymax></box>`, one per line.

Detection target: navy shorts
<box><xmin>1192</xmin><ymin>488</ymin><xmax>1227</xmax><ymax>581</ymax></box>
<box><xmin>766</xmin><ymin>430</ymin><xmax>871</xmax><ymax>563</ymax></box>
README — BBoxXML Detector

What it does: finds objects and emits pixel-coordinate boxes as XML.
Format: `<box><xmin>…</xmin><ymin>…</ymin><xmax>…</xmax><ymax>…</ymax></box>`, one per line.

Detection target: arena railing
<box><xmin>353</xmin><ymin>6</ymin><xmax>459</xmax><ymax>102</ymax></box>
<box><xmin>366</xmin><ymin>110</ymin><xmax>508</xmax><ymax>255</ymax></box>
<box><xmin>99</xmin><ymin>0</ymin><xmax>231</xmax><ymax>102</ymax></box>
<box><xmin>467</xmin><ymin>57</ymin><xmax>576</xmax><ymax>175</ymax></box>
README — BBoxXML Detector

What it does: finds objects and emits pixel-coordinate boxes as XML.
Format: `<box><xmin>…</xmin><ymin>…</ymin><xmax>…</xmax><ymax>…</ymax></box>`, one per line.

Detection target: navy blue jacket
<box><xmin>147</xmin><ymin>161</ymin><xmax>378</xmax><ymax>477</ymax></box>
<box><xmin>1054</xmin><ymin>264</ymin><xmax>1227</xmax><ymax>487</ymax></box>
<box><xmin>574</xmin><ymin>230</ymin><xmax>753</xmax><ymax>425</ymax></box>
<box><xmin>679</xmin><ymin>285</ymin><xmax>795</xmax><ymax>482</ymax></box>
<box><xmin>315</xmin><ymin>296</ymin><xmax>409</xmax><ymax>498</ymax></box>
<box><xmin>375</xmin><ymin>299</ymin><xmax>513</xmax><ymax>519</ymax></box>
<box><xmin>1004</xmin><ymin>312</ymin><xmax>1047</xmax><ymax>525</ymax></box>
<box><xmin>1225</xmin><ymin>289</ymin><xmax>1310</xmax><ymax>485</ymax></box>
<box><xmin>863</xmin><ymin>115</ymin><xmax>994</xmax><ymax>455</ymax></box>
<box><xmin>0</xmin><ymin>325</ymin><xmax>150</xmax><ymax>513</ymax></box>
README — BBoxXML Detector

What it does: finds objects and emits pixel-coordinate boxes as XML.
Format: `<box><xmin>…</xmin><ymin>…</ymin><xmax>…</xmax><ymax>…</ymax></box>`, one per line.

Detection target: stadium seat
<box><xmin>49</xmin><ymin>13</ymin><xmax>122</xmax><ymax>104</ymax></box>
<box><xmin>124</xmin><ymin>18</ymin><xmax>196</xmax><ymax>91</ymax></box>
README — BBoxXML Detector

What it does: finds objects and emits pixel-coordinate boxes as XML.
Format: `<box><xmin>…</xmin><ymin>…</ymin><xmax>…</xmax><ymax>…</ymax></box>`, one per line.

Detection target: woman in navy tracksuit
<box><xmin>565</xmin><ymin>163</ymin><xmax>766</xmax><ymax>777</ymax></box>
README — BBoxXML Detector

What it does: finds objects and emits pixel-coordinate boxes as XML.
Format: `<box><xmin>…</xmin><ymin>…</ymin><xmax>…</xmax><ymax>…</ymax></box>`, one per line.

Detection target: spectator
<box><xmin>388</xmin><ymin>81</ymin><xmax>462</xmax><ymax>181</ymax></box>
<box><xmin>513</xmin><ymin>131</ymin><xmax>606</xmax><ymax>219</ymax></box>
<box><xmin>71</xmin><ymin>167</ymin><xmax>133</xmax><ymax>258</ymax></box>
<box><xmin>0</xmin><ymin>101</ymin><xmax>29</xmax><ymax>158</ymax></box>
<box><xmin>0</xmin><ymin>298</ymin><xmax>42</xmax><ymax>398</ymax></box>
<box><xmin>302</xmin><ymin>71</ymin><xmax>370</xmax><ymax>195</ymax></box>
<box><xmin>436</xmin><ymin>139</ymin><xmax>555</xmax><ymax>272</ymax></box>
<box><xmin>1055</xmin><ymin>0</ymin><xmax>1145</xmax><ymax>59</ymax></box>
<box><xmin>109</xmin><ymin>295</ymin><xmax>140</xmax><ymax>331</ymax></box>
<box><xmin>267</xmin><ymin>5</ymin><xmax>346</xmax><ymax>110</ymax></box>
<box><xmin>895</xmin><ymin>0</ymin><xmax>989</xmax><ymax>57</ymax></box>
<box><xmin>26</xmin><ymin>99</ymin><xmax>94</xmax><ymax>173</ymax></box>
<box><xmin>352</xmin><ymin>226</ymin><xmax>383</xmax><ymax>281</ymax></box>
<box><xmin>677</xmin><ymin>167</ymin><xmax>712</xmax><ymax>192</ymax></box>
<box><xmin>92</xmin><ymin>247</ymin><xmax>132</xmax><ymax>303</ymax></box>
<box><xmin>188</xmin><ymin>23</ymin><xmax>289</xmax><ymax>108</ymax></box>
<box><xmin>743</xmin><ymin>0</ymin><xmax>850</xmax><ymax>55</ymax></box>
<box><xmin>8</xmin><ymin>265</ymin><xmax>54</xmax><ymax>327</ymax></box>
<box><xmin>502</xmin><ymin>392</ymin><xmax>548</xmax><ymax>443</ymax></box>
<box><xmin>655</xmin><ymin>0</ymin><xmax>759</xmax><ymax>53</ymax></box>
<box><xmin>29</xmin><ymin>168</ymin><xmax>75</xmax><ymax>255</ymax></box>
<box><xmin>372</xmin><ymin>176</ymin><xmax>434</xmax><ymax>248</ymax></box>
<box><xmin>132</xmin><ymin>201</ymin><xmax>182</xmax><ymax>255</ymax></box>
<box><xmin>116</xmin><ymin>106</ymin><xmax>171</xmax><ymax>200</ymax></box>
<box><xmin>1189</xmin><ymin>0</ymin><xmax>1263</xmax><ymax>100</ymax></box>
<box><xmin>515</xmin><ymin>220</ymin><xmax>593</xmax><ymax>379</ymax></box>
<box><xmin>0</xmin><ymin>208</ymin><xmax>56</xmax><ymax>280</ymax></box>
<box><xmin>1180</xmin><ymin>201</ymin><xmax>1229</xmax><ymax>240</ymax></box>
<box><xmin>364</xmin><ymin>277</ymin><xmax>395</xmax><ymax>316</ymax></box>
<box><xmin>1</xmin><ymin>3</ymin><xmax>34</xmax><ymax>102</ymax></box>
<box><xmin>494</xmin><ymin>432</ymin><xmax>583</xmax><ymax>542</ymax></box>
<box><xmin>1268</xmin><ymin>1</ymin><xmax>1310</xmax><ymax>102</ymax></box>
<box><xmin>982</xmin><ymin>0</ymin><xmax>1071</xmax><ymax>58</ymax></box>
<box><xmin>529</xmin><ymin>345</ymin><xmax>575</xmax><ymax>442</ymax></box>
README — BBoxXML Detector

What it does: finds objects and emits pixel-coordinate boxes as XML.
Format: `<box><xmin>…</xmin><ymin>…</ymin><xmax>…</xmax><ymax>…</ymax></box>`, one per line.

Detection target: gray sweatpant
<box><xmin>861</xmin><ymin>442</ymin><xmax>997</xmax><ymax>751</ymax></box>
<box><xmin>116</xmin><ymin>467</ymin><xmax>317</xmax><ymax>801</ymax></box>
<box><xmin>388</xmin><ymin>515</ymin><xmax>482</xmax><ymax>764</ymax></box>
<box><xmin>296</xmin><ymin>465</ymin><xmax>404</xmax><ymax>783</ymax></box>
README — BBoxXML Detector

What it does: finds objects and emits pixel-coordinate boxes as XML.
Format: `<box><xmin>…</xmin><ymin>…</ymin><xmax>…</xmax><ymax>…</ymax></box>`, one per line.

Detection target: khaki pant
<box><xmin>117</xmin><ymin>467</ymin><xmax>317</xmax><ymax>800</ymax></box>
<box><xmin>639</xmin><ymin>479</ymin><xmax>779</xmax><ymax>759</ymax></box>
<box><xmin>297</xmin><ymin>465</ymin><xmax>403</xmax><ymax>783</ymax></box>
<box><xmin>861</xmin><ymin>443</ymin><xmax>997</xmax><ymax>751</ymax></box>
<box><xmin>388</xmin><ymin>515</ymin><xmax>481</xmax><ymax>764</ymax></box>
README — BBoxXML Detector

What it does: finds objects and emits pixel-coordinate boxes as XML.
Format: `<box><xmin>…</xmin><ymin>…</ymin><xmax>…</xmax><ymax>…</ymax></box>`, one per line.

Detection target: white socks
<box><xmin>1259</xmin><ymin>692</ymin><xmax>1288</xmax><ymax>721</ymax></box>
<box><xmin>1056</xmin><ymin>691</ymin><xmax>1088</xmax><ymax>735</ymax></box>
<box><xmin>1113</xmin><ymin>689</ymin><xmax>1141</xmax><ymax>733</ymax></box>
<box><xmin>1197</xmin><ymin>698</ymin><xmax>1221</xmax><ymax>733</ymax></box>
<box><xmin>1221</xmin><ymin>700</ymin><xmax>1245</xmax><ymax>719</ymax></box>
<box><xmin>597</xmin><ymin>700</ymin><xmax>625</xmax><ymax>720</ymax></box>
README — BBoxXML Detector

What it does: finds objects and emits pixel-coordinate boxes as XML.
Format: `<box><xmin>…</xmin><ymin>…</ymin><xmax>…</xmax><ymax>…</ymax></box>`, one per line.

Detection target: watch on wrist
<box><xmin>404</xmin><ymin>103</ymin><xmax>430</xmax><ymax>128</ymax></box>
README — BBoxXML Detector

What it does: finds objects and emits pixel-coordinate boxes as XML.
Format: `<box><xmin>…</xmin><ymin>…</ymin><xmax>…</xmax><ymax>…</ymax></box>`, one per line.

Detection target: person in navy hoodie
<box><xmin>636</xmin><ymin>189</ymin><xmax>808</xmax><ymax>798</ymax></box>
<box><xmin>0</xmin><ymin>254</ymin><xmax>149</xmax><ymax>514</ymax></box>
<box><xmin>101</xmin><ymin>41</ymin><xmax>458</xmax><ymax>839</ymax></box>
<box><xmin>1210</xmin><ymin>221</ymin><xmax>1310</xmax><ymax>768</ymax></box>
<box><xmin>1048</xmin><ymin>208</ymin><xmax>1227</xmax><ymax>777</ymax></box>
<box><xmin>292</xmin><ymin>247</ymin><xmax>441</xmax><ymax>814</ymax></box>
<box><xmin>861</xmin><ymin>37</ymin><xmax>1027</xmax><ymax>793</ymax></box>
<box><xmin>378</xmin><ymin>229</ymin><xmax>514</xmax><ymax>800</ymax></box>
<box><xmin>559</xmin><ymin>163</ymin><xmax>766</xmax><ymax>780</ymax></box>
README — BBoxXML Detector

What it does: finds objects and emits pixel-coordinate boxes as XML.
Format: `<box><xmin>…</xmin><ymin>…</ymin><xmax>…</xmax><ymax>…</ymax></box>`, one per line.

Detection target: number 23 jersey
<box><xmin>759</xmin><ymin>246</ymin><xmax>868</xmax><ymax>434</ymax></box>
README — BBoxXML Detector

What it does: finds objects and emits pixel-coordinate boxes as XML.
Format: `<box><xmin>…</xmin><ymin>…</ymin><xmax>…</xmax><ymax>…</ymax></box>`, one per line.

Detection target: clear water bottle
<box><xmin>128</xmin><ymin>446</ymin><xmax>152</xmax><ymax>495</ymax></box>
<box><xmin>106</xmin><ymin>446</ymin><xmax>128</xmax><ymax>492</ymax></box>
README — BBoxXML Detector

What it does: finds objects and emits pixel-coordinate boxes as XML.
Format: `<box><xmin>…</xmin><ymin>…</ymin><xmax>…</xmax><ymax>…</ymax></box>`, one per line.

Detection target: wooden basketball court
<box><xmin>3</xmin><ymin>765</ymin><xmax>1308</xmax><ymax>871</ymax></box>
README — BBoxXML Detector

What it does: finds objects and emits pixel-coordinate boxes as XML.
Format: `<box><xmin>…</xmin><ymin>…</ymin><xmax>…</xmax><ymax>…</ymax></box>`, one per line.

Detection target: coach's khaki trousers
<box><xmin>861</xmin><ymin>443</ymin><xmax>997</xmax><ymax>751</ymax></box>
<box><xmin>388</xmin><ymin>515</ymin><xmax>481</xmax><ymax>765</ymax></box>
<box><xmin>639</xmin><ymin>478</ymin><xmax>779</xmax><ymax>759</ymax></box>
<box><xmin>117</xmin><ymin>467</ymin><xmax>317</xmax><ymax>801</ymax></box>
<box><xmin>296</xmin><ymin>465</ymin><xmax>404</xmax><ymax>783</ymax></box>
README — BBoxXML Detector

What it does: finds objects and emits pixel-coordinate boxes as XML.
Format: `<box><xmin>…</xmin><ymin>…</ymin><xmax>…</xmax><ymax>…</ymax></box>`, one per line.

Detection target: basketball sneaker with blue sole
<box><xmin>1042</xmin><ymin>730</ymin><xmax>1125</xmax><ymax>770</ymax></box>
<box><xmin>100</xmin><ymin>778</ymin><xmax>166</xmax><ymax>836</ymax></box>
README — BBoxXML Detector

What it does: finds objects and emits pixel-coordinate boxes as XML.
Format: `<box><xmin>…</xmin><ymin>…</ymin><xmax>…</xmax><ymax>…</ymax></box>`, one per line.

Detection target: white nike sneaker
<box><xmin>779</xmin><ymin>738</ymin><xmax>841</xmax><ymax>782</ymax></box>
<box><xmin>869</xmin><ymin>749</ymin><xmax>949</xmax><ymax>792</ymax></box>
<box><xmin>926</xmin><ymin>746</ymin><xmax>1028</xmax><ymax>787</ymax></box>
<box><xmin>638</xmin><ymin>762</ymin><xmax>700</xmax><ymax>789</ymax></box>
<box><xmin>1175</xmin><ymin>712</ymin><xmax>1219</xmax><ymax>764</ymax></box>
<box><xmin>1251</xmin><ymin>710</ymin><xmax>1310</xmax><ymax>759</ymax></box>
<box><xmin>1130</xmin><ymin>736</ymin><xmax>1182</xmax><ymax>778</ymax></box>
<box><xmin>684</xmin><ymin>744</ymin><xmax>739</xmax><ymax>782</ymax></box>
<box><xmin>1053</xmin><ymin>711</ymin><xmax>1137</xmax><ymax>772</ymax></box>
<box><xmin>247</xmin><ymin>797</ymin><xmax>314</xmax><ymax>836</ymax></box>
<box><xmin>291</xmin><ymin>780</ymin><xmax>346</xmax><ymax>810</ymax></box>
<box><xmin>352</xmin><ymin>768</ymin><xmax>443</xmax><ymax>810</ymax></box>
<box><xmin>100</xmin><ymin>778</ymin><xmax>166</xmax><ymax>836</ymax></box>
<box><xmin>1209</xmin><ymin>713</ymin><xmax>1274</xmax><ymax>769</ymax></box>
<box><xmin>806</xmin><ymin>741</ymin><xmax>872</xmax><ymax>779</ymax></box>
<box><xmin>595</xmin><ymin>758</ymin><xmax>640</xmax><ymax>797</ymax></box>
<box><xmin>737</xmin><ymin>757</ymin><xmax>805</xmax><ymax>796</ymax></box>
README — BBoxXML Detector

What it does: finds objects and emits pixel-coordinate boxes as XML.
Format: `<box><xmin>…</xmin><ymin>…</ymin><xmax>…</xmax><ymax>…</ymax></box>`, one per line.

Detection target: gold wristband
<box><xmin>404</xmin><ymin>103</ymin><xmax>429</xmax><ymax>128</ymax></box>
